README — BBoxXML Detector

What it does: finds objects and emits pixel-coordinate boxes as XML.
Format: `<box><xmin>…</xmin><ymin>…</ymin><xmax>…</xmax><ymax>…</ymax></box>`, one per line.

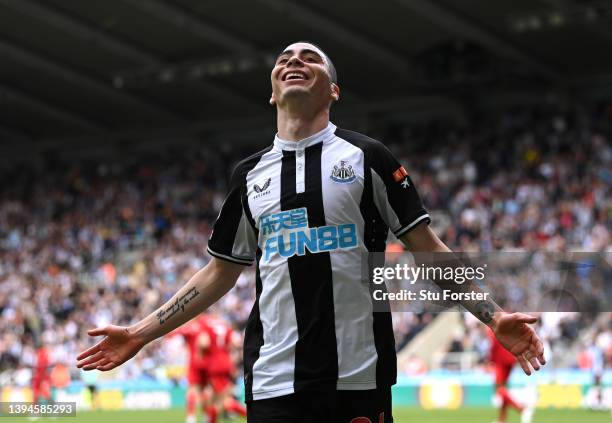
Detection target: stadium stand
<box><xmin>1</xmin><ymin>102</ymin><xmax>610</xmax><ymax>389</ymax></box>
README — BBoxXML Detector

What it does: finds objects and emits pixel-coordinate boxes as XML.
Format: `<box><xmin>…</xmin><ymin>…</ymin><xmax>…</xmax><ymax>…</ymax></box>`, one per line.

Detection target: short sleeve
<box><xmin>207</xmin><ymin>166</ymin><xmax>257</xmax><ymax>266</ymax></box>
<box><xmin>369</xmin><ymin>143</ymin><xmax>430</xmax><ymax>238</ymax></box>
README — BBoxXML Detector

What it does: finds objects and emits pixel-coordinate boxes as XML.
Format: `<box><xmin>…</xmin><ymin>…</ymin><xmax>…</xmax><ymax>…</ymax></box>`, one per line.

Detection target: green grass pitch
<box><xmin>2</xmin><ymin>407</ymin><xmax>610</xmax><ymax>422</ymax></box>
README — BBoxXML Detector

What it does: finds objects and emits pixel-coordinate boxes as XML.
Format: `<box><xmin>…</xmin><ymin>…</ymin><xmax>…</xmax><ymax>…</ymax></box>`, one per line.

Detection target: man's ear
<box><xmin>269</xmin><ymin>92</ymin><xmax>276</xmax><ymax>106</ymax></box>
<box><xmin>331</xmin><ymin>83</ymin><xmax>340</xmax><ymax>102</ymax></box>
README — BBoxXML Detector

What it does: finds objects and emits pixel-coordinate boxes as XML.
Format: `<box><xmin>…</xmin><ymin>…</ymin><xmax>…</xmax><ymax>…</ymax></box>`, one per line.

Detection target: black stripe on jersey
<box><xmin>244</xmin><ymin>247</ymin><xmax>264</xmax><ymax>402</ymax></box>
<box><xmin>207</xmin><ymin>184</ymin><xmax>249</xmax><ymax>264</ymax></box>
<box><xmin>280</xmin><ymin>143</ymin><xmax>339</xmax><ymax>392</ymax></box>
<box><xmin>209</xmin><ymin>146</ymin><xmax>271</xmax><ymax>400</ymax></box>
<box><xmin>334</xmin><ymin>128</ymin><xmax>398</xmax><ymax>387</ymax></box>
<box><xmin>242</xmin><ymin>167</ymin><xmax>263</xmax><ymax>402</ymax></box>
<box><xmin>241</xmin><ymin>165</ymin><xmax>258</xmax><ymax>232</ymax></box>
<box><xmin>207</xmin><ymin>146</ymin><xmax>272</xmax><ymax>265</ymax></box>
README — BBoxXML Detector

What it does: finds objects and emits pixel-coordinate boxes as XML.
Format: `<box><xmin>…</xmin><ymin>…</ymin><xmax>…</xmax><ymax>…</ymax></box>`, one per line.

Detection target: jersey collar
<box><xmin>273</xmin><ymin>122</ymin><xmax>337</xmax><ymax>152</ymax></box>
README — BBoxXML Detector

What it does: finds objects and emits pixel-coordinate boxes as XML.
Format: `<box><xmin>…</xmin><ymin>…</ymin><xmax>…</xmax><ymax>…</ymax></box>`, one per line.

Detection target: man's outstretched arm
<box><xmin>401</xmin><ymin>223</ymin><xmax>546</xmax><ymax>375</ymax></box>
<box><xmin>76</xmin><ymin>257</ymin><xmax>244</xmax><ymax>371</ymax></box>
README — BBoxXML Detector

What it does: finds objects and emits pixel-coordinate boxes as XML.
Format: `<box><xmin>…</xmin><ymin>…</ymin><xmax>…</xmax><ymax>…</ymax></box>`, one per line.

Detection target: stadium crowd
<box><xmin>0</xmin><ymin>103</ymin><xmax>610</xmax><ymax>387</ymax></box>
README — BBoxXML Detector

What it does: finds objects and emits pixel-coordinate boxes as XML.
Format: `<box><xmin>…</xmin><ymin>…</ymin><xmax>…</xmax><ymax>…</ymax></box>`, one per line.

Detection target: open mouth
<box><xmin>282</xmin><ymin>71</ymin><xmax>308</xmax><ymax>81</ymax></box>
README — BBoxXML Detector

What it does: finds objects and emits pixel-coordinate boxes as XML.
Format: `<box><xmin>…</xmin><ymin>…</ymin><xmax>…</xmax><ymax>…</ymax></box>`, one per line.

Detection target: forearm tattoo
<box><xmin>156</xmin><ymin>287</ymin><xmax>200</xmax><ymax>325</ymax></box>
<box><xmin>475</xmin><ymin>300</ymin><xmax>495</xmax><ymax>324</ymax></box>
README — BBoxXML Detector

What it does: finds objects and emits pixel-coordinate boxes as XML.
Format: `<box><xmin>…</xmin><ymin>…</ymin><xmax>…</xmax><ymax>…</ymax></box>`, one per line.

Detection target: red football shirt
<box><xmin>488</xmin><ymin>329</ymin><xmax>516</xmax><ymax>367</ymax></box>
<box><xmin>177</xmin><ymin>315</ymin><xmax>213</xmax><ymax>371</ymax></box>
<box><xmin>206</xmin><ymin>317</ymin><xmax>235</xmax><ymax>375</ymax></box>
<box><xmin>34</xmin><ymin>347</ymin><xmax>50</xmax><ymax>380</ymax></box>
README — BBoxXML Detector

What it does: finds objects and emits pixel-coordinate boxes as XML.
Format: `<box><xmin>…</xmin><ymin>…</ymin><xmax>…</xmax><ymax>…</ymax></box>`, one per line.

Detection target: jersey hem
<box><xmin>249</xmin><ymin>379</ymin><xmax>382</xmax><ymax>400</ymax></box>
<box><xmin>206</xmin><ymin>246</ymin><xmax>253</xmax><ymax>266</ymax></box>
<box><xmin>336</xmin><ymin>380</ymin><xmax>377</xmax><ymax>390</ymax></box>
<box><xmin>251</xmin><ymin>384</ymin><xmax>295</xmax><ymax>401</ymax></box>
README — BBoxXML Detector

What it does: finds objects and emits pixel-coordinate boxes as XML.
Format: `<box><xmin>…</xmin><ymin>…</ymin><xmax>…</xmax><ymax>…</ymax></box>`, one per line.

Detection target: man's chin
<box><xmin>281</xmin><ymin>86</ymin><xmax>311</xmax><ymax>99</ymax></box>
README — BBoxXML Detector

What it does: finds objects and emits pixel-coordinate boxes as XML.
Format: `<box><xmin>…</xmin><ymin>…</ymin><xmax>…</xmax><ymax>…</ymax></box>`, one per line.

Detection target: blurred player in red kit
<box><xmin>488</xmin><ymin>329</ymin><xmax>533</xmax><ymax>423</ymax></box>
<box><xmin>176</xmin><ymin>314</ymin><xmax>213</xmax><ymax>423</ymax></box>
<box><xmin>176</xmin><ymin>313</ymin><xmax>245</xmax><ymax>423</ymax></box>
<box><xmin>32</xmin><ymin>341</ymin><xmax>52</xmax><ymax>405</ymax></box>
<box><xmin>205</xmin><ymin>311</ymin><xmax>247</xmax><ymax>422</ymax></box>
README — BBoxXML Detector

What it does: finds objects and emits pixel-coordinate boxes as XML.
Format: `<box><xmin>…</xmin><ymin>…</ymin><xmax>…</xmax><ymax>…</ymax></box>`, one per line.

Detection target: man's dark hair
<box><xmin>288</xmin><ymin>41</ymin><xmax>338</xmax><ymax>84</ymax></box>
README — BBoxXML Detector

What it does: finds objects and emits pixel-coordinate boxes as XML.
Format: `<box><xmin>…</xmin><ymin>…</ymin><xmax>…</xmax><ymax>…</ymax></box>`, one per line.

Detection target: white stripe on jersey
<box><xmin>232</xmin><ymin>210</ymin><xmax>258</xmax><ymax>261</ymax></box>
<box><xmin>321</xmin><ymin>136</ymin><xmax>378</xmax><ymax>389</ymax></box>
<box><xmin>246</xmin><ymin>148</ymin><xmax>301</xmax><ymax>398</ymax></box>
<box><xmin>371</xmin><ymin>168</ymin><xmax>402</xmax><ymax>234</ymax></box>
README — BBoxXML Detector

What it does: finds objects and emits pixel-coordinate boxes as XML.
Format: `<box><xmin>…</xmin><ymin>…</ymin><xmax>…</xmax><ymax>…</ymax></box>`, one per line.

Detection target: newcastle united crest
<box><xmin>330</xmin><ymin>160</ymin><xmax>356</xmax><ymax>184</ymax></box>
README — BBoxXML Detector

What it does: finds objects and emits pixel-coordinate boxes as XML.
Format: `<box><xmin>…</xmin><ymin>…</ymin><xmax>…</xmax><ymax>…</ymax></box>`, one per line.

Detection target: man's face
<box><xmin>270</xmin><ymin>42</ymin><xmax>338</xmax><ymax>107</ymax></box>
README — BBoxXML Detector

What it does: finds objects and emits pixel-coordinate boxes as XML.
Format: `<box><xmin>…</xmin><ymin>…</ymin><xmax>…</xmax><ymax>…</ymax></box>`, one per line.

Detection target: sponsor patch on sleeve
<box><xmin>392</xmin><ymin>166</ymin><xmax>408</xmax><ymax>182</ymax></box>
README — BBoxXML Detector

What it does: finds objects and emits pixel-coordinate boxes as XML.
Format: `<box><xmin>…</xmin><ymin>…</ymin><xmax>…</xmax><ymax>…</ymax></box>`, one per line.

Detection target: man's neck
<box><xmin>276</xmin><ymin>106</ymin><xmax>330</xmax><ymax>141</ymax></box>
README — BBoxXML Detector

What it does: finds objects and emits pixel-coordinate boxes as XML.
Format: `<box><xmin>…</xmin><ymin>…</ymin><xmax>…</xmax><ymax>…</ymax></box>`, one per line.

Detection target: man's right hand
<box><xmin>76</xmin><ymin>325</ymin><xmax>146</xmax><ymax>371</ymax></box>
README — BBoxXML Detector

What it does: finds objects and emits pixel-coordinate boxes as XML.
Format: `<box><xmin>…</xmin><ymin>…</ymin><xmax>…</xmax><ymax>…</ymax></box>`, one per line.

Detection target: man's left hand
<box><xmin>493</xmin><ymin>312</ymin><xmax>546</xmax><ymax>375</ymax></box>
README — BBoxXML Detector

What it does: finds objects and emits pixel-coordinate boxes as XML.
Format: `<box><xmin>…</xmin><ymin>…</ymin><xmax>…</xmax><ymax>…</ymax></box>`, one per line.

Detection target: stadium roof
<box><xmin>1</xmin><ymin>0</ymin><xmax>612</xmax><ymax>157</ymax></box>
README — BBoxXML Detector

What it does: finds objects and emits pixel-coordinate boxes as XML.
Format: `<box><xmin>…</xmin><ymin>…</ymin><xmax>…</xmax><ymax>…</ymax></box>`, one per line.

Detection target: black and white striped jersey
<box><xmin>207</xmin><ymin>122</ymin><xmax>430</xmax><ymax>401</ymax></box>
